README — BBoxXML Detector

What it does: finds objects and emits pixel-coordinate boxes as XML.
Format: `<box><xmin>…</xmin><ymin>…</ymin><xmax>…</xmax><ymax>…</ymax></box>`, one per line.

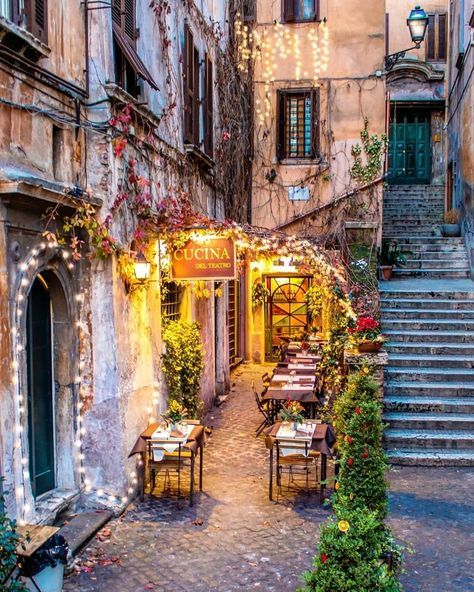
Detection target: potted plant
<box><xmin>377</xmin><ymin>239</ymin><xmax>408</xmax><ymax>280</ymax></box>
<box><xmin>162</xmin><ymin>400</ymin><xmax>188</xmax><ymax>431</ymax></box>
<box><xmin>442</xmin><ymin>209</ymin><xmax>461</xmax><ymax>237</ymax></box>
<box><xmin>349</xmin><ymin>315</ymin><xmax>385</xmax><ymax>353</ymax></box>
<box><xmin>279</xmin><ymin>400</ymin><xmax>305</xmax><ymax>430</ymax></box>
<box><xmin>251</xmin><ymin>281</ymin><xmax>268</xmax><ymax>308</ymax></box>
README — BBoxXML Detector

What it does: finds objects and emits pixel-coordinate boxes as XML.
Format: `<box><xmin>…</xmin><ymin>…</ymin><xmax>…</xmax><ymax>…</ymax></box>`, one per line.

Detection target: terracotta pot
<box><xmin>357</xmin><ymin>341</ymin><xmax>383</xmax><ymax>353</ymax></box>
<box><xmin>380</xmin><ymin>265</ymin><xmax>393</xmax><ymax>280</ymax></box>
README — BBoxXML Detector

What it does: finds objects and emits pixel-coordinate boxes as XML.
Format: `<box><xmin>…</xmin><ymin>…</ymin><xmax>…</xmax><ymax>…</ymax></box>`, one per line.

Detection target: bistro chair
<box><xmin>275</xmin><ymin>436</ymin><xmax>320</xmax><ymax>497</ymax></box>
<box><xmin>253</xmin><ymin>382</ymin><xmax>271</xmax><ymax>437</ymax></box>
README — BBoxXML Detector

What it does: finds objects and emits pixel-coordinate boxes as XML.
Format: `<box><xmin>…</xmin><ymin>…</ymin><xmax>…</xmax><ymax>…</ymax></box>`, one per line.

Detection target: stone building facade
<box><xmin>446</xmin><ymin>1</ymin><xmax>474</xmax><ymax>271</ymax></box>
<box><xmin>0</xmin><ymin>0</ymin><xmax>238</xmax><ymax>523</ymax></box>
<box><xmin>248</xmin><ymin>0</ymin><xmax>387</xmax><ymax>237</ymax></box>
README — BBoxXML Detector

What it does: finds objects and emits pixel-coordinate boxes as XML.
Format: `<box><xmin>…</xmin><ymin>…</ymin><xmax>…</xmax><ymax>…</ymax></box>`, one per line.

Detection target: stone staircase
<box><xmin>380</xmin><ymin>185</ymin><xmax>474</xmax><ymax>465</ymax></box>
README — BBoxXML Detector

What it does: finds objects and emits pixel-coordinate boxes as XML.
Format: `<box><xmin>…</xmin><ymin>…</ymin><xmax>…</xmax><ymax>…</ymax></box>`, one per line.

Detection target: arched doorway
<box><xmin>26</xmin><ymin>275</ymin><xmax>56</xmax><ymax>497</ymax></box>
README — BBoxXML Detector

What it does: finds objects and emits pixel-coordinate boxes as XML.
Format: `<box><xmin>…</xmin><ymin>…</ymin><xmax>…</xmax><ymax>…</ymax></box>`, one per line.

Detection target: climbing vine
<box><xmin>351</xmin><ymin>118</ymin><xmax>387</xmax><ymax>184</ymax></box>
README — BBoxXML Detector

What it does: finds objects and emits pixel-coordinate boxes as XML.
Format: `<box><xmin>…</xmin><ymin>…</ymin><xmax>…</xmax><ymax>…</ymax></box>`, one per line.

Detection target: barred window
<box><xmin>277</xmin><ymin>90</ymin><xmax>319</xmax><ymax>160</ymax></box>
<box><xmin>161</xmin><ymin>282</ymin><xmax>182</xmax><ymax>322</ymax></box>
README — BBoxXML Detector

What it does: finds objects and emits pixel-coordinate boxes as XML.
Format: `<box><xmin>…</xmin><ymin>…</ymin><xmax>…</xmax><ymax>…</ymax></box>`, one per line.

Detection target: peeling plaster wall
<box><xmin>251</xmin><ymin>0</ymin><xmax>386</xmax><ymax>231</ymax></box>
<box><xmin>83</xmin><ymin>1</ymin><xmax>232</xmax><ymax>497</ymax></box>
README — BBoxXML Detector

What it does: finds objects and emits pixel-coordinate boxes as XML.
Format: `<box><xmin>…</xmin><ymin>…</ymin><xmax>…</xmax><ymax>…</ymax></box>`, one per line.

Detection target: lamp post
<box><xmin>384</xmin><ymin>6</ymin><xmax>429</xmax><ymax>71</ymax></box>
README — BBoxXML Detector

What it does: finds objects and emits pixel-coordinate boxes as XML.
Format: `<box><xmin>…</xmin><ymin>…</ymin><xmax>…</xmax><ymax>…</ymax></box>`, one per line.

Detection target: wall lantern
<box><xmin>385</xmin><ymin>5</ymin><xmax>428</xmax><ymax>71</ymax></box>
<box><xmin>134</xmin><ymin>252</ymin><xmax>151</xmax><ymax>281</ymax></box>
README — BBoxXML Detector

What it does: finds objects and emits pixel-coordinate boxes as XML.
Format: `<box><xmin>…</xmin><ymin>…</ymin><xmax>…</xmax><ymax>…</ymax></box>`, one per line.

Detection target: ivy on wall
<box><xmin>351</xmin><ymin>118</ymin><xmax>387</xmax><ymax>185</ymax></box>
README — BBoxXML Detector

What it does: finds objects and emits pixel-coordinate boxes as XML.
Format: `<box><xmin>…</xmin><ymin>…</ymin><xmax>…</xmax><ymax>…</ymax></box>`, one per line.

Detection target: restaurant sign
<box><xmin>170</xmin><ymin>237</ymin><xmax>236</xmax><ymax>280</ymax></box>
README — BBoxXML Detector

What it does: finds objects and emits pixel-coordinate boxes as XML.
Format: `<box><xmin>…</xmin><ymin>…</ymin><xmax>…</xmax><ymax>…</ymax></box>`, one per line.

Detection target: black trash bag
<box><xmin>21</xmin><ymin>534</ymin><xmax>69</xmax><ymax>577</ymax></box>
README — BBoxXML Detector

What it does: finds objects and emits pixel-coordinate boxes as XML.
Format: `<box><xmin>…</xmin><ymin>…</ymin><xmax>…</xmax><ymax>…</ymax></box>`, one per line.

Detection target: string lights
<box><xmin>235</xmin><ymin>14</ymin><xmax>331</xmax><ymax>127</ymax></box>
<box><xmin>10</xmin><ymin>241</ymin><xmax>140</xmax><ymax>524</ymax></box>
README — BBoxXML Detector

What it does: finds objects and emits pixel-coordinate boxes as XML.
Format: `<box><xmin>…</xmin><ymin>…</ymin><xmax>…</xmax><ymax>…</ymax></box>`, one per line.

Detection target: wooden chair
<box><xmin>253</xmin><ymin>382</ymin><xmax>271</xmax><ymax>437</ymax></box>
<box><xmin>275</xmin><ymin>434</ymin><xmax>320</xmax><ymax>497</ymax></box>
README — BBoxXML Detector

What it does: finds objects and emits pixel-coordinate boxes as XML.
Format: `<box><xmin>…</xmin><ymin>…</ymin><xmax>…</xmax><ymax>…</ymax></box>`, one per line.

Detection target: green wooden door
<box><xmin>26</xmin><ymin>277</ymin><xmax>55</xmax><ymax>497</ymax></box>
<box><xmin>388</xmin><ymin>110</ymin><xmax>431</xmax><ymax>184</ymax></box>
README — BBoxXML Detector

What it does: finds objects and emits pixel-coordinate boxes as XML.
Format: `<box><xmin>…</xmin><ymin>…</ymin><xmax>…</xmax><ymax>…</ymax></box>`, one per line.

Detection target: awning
<box><xmin>112</xmin><ymin>23</ymin><xmax>159</xmax><ymax>91</ymax></box>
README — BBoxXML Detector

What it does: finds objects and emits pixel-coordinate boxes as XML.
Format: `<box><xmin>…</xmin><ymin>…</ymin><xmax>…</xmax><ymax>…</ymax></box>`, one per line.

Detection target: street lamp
<box><xmin>385</xmin><ymin>5</ymin><xmax>429</xmax><ymax>71</ymax></box>
<box><xmin>133</xmin><ymin>252</ymin><xmax>151</xmax><ymax>281</ymax></box>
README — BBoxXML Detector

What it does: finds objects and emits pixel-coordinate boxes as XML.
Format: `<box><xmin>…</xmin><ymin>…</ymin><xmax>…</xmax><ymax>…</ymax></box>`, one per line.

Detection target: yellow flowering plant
<box><xmin>279</xmin><ymin>400</ymin><xmax>305</xmax><ymax>424</ymax></box>
<box><xmin>161</xmin><ymin>400</ymin><xmax>187</xmax><ymax>425</ymax></box>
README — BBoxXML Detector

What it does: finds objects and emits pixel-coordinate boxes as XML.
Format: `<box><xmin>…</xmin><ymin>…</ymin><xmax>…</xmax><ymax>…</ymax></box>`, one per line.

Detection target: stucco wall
<box><xmin>250</xmin><ymin>0</ymin><xmax>386</xmax><ymax>231</ymax></box>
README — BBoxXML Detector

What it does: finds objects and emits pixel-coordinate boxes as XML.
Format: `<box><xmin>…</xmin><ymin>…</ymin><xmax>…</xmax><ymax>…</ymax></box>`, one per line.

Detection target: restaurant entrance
<box><xmin>264</xmin><ymin>276</ymin><xmax>310</xmax><ymax>361</ymax></box>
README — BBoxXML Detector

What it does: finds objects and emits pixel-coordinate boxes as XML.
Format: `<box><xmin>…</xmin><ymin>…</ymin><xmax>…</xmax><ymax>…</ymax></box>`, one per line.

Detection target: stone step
<box><xmin>385</xmin><ymin>448</ymin><xmax>474</xmax><ymax>466</ymax></box>
<box><xmin>403</xmin><ymin>259</ymin><xmax>470</xmax><ymax>270</ymax></box>
<box><xmin>383</xmin><ymin>216</ymin><xmax>443</xmax><ymax>223</ymax></box>
<box><xmin>385</xmin><ymin>367</ymin><xmax>474</xmax><ymax>383</ymax></box>
<box><xmin>382</xmin><ymin>318</ymin><xmax>474</xmax><ymax>331</ymax></box>
<box><xmin>380</xmin><ymin>298</ymin><xmax>474</xmax><ymax>310</ymax></box>
<box><xmin>383</xmin><ymin>395</ymin><xmax>474</xmax><ymax>414</ymax></box>
<box><xmin>385</xmin><ymin>231</ymin><xmax>443</xmax><ymax>238</ymax></box>
<box><xmin>383</xmin><ymin>237</ymin><xmax>465</xmax><ymax>245</ymax></box>
<box><xmin>383</xmin><ymin>428</ymin><xmax>474</xmax><ymax>449</ymax></box>
<box><xmin>399</xmin><ymin>250</ymin><xmax>468</xmax><ymax>260</ymax></box>
<box><xmin>57</xmin><ymin>510</ymin><xmax>113</xmax><ymax>555</ymax></box>
<box><xmin>385</xmin><ymin>380</ymin><xmax>474</xmax><ymax>397</ymax></box>
<box><xmin>384</xmin><ymin>412</ymin><xmax>474</xmax><ymax>431</ymax></box>
<box><xmin>387</xmin><ymin>353</ymin><xmax>474</xmax><ymax>368</ymax></box>
<box><xmin>381</xmin><ymin>308</ymin><xmax>474</xmax><ymax>320</ymax></box>
<box><xmin>384</xmin><ymin>342</ymin><xmax>474</xmax><ymax>355</ymax></box>
<box><xmin>380</xmin><ymin>290</ymin><xmax>474</xmax><ymax>300</ymax></box>
<box><xmin>392</xmin><ymin>269</ymin><xmax>470</xmax><ymax>279</ymax></box>
<box><xmin>385</xmin><ymin>329</ymin><xmax>474</xmax><ymax>344</ymax></box>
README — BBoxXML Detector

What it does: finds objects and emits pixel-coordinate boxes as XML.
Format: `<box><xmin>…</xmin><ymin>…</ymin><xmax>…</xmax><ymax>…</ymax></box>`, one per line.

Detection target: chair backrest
<box><xmin>254</xmin><ymin>388</ymin><xmax>269</xmax><ymax>418</ymax></box>
<box><xmin>262</xmin><ymin>372</ymin><xmax>271</xmax><ymax>384</ymax></box>
<box><xmin>276</xmin><ymin>439</ymin><xmax>309</xmax><ymax>457</ymax></box>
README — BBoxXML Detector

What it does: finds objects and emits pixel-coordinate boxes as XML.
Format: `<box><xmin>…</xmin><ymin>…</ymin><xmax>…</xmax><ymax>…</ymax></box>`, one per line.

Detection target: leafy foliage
<box><xmin>300</xmin><ymin>367</ymin><xmax>403</xmax><ymax>592</ymax></box>
<box><xmin>351</xmin><ymin>118</ymin><xmax>387</xmax><ymax>184</ymax></box>
<box><xmin>305</xmin><ymin>284</ymin><xmax>325</xmax><ymax>318</ymax></box>
<box><xmin>377</xmin><ymin>240</ymin><xmax>408</xmax><ymax>268</ymax></box>
<box><xmin>162</xmin><ymin>320</ymin><xmax>204</xmax><ymax>417</ymax></box>
<box><xmin>0</xmin><ymin>483</ymin><xmax>27</xmax><ymax>591</ymax></box>
<box><xmin>251</xmin><ymin>281</ymin><xmax>268</xmax><ymax>307</ymax></box>
<box><xmin>299</xmin><ymin>509</ymin><xmax>402</xmax><ymax>592</ymax></box>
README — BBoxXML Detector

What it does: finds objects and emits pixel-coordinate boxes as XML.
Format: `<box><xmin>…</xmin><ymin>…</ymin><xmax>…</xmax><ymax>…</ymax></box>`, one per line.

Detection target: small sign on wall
<box><xmin>288</xmin><ymin>185</ymin><xmax>310</xmax><ymax>201</ymax></box>
<box><xmin>171</xmin><ymin>237</ymin><xmax>237</xmax><ymax>280</ymax></box>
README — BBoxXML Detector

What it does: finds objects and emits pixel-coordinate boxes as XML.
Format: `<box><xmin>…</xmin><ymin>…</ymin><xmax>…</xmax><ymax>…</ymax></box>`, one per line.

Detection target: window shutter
<box><xmin>283</xmin><ymin>0</ymin><xmax>295</xmax><ymax>22</ymax></box>
<box><xmin>112</xmin><ymin>0</ymin><xmax>135</xmax><ymax>43</ymax></box>
<box><xmin>26</xmin><ymin>0</ymin><xmax>48</xmax><ymax>44</ymax></box>
<box><xmin>193</xmin><ymin>46</ymin><xmax>200</xmax><ymax>145</ymax></box>
<box><xmin>438</xmin><ymin>14</ymin><xmax>447</xmax><ymax>60</ymax></box>
<box><xmin>183</xmin><ymin>24</ymin><xmax>195</xmax><ymax>144</ymax></box>
<box><xmin>123</xmin><ymin>0</ymin><xmax>135</xmax><ymax>42</ymax></box>
<box><xmin>277</xmin><ymin>92</ymin><xmax>286</xmax><ymax>160</ymax></box>
<box><xmin>204</xmin><ymin>53</ymin><xmax>214</xmax><ymax>157</ymax></box>
<box><xmin>427</xmin><ymin>14</ymin><xmax>435</xmax><ymax>60</ymax></box>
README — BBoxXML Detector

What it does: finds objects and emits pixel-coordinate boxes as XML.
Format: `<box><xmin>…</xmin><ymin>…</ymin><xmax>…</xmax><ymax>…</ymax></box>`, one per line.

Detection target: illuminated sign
<box><xmin>170</xmin><ymin>237</ymin><xmax>237</xmax><ymax>280</ymax></box>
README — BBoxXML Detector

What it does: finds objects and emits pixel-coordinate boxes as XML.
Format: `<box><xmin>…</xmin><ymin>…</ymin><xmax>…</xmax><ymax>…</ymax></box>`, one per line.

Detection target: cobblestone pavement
<box><xmin>64</xmin><ymin>363</ymin><xmax>474</xmax><ymax>592</ymax></box>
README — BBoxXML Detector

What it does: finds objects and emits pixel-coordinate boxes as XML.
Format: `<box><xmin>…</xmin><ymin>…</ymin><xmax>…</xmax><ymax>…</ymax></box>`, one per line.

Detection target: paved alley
<box><xmin>64</xmin><ymin>364</ymin><xmax>474</xmax><ymax>592</ymax></box>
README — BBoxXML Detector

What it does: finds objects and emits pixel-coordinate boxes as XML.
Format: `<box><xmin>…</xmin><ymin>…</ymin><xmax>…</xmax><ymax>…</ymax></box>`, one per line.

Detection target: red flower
<box><xmin>362</xmin><ymin>449</ymin><xmax>369</xmax><ymax>459</ymax></box>
<box><xmin>346</xmin><ymin>436</ymin><xmax>353</xmax><ymax>445</ymax></box>
<box><xmin>321</xmin><ymin>553</ymin><xmax>328</xmax><ymax>564</ymax></box>
<box><xmin>347</xmin><ymin>458</ymin><xmax>354</xmax><ymax>467</ymax></box>
<box><xmin>355</xmin><ymin>407</ymin><xmax>361</xmax><ymax>415</ymax></box>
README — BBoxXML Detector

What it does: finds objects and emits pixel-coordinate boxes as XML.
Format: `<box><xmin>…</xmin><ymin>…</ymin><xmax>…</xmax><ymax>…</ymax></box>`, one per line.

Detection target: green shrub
<box><xmin>0</xmin><ymin>483</ymin><xmax>27</xmax><ymax>591</ymax></box>
<box><xmin>333</xmin><ymin>368</ymin><xmax>379</xmax><ymax>445</ymax></box>
<box><xmin>162</xmin><ymin>320</ymin><xmax>204</xmax><ymax>417</ymax></box>
<box><xmin>334</xmin><ymin>401</ymin><xmax>388</xmax><ymax>518</ymax></box>
<box><xmin>299</xmin><ymin>508</ymin><xmax>402</xmax><ymax>592</ymax></box>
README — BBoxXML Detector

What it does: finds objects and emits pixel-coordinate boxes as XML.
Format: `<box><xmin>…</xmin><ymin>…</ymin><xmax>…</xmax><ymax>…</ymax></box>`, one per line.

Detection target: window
<box><xmin>426</xmin><ymin>13</ymin><xmax>447</xmax><ymax>61</ymax></box>
<box><xmin>161</xmin><ymin>282</ymin><xmax>182</xmax><ymax>322</ymax></box>
<box><xmin>204</xmin><ymin>53</ymin><xmax>214</xmax><ymax>157</ymax></box>
<box><xmin>277</xmin><ymin>90</ymin><xmax>318</xmax><ymax>160</ymax></box>
<box><xmin>112</xmin><ymin>0</ymin><xmax>158</xmax><ymax>96</ymax></box>
<box><xmin>183</xmin><ymin>24</ymin><xmax>201</xmax><ymax>146</ymax></box>
<box><xmin>0</xmin><ymin>0</ymin><xmax>48</xmax><ymax>44</ymax></box>
<box><xmin>282</xmin><ymin>0</ymin><xmax>318</xmax><ymax>23</ymax></box>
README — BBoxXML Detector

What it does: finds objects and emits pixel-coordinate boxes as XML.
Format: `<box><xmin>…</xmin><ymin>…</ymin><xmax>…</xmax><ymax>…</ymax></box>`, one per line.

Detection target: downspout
<box><xmin>84</xmin><ymin>0</ymin><xmax>90</xmax><ymax>98</ymax></box>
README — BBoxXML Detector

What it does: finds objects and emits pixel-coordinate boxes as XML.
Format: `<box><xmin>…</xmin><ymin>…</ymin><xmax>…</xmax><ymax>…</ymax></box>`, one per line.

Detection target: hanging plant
<box><xmin>0</xmin><ymin>480</ymin><xmax>27</xmax><ymax>591</ymax></box>
<box><xmin>252</xmin><ymin>281</ymin><xmax>268</xmax><ymax>308</ymax></box>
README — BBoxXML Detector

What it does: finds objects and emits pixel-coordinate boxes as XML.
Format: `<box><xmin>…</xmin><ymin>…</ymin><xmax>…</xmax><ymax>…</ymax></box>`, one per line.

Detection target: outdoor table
<box><xmin>265</xmin><ymin>421</ymin><xmax>336</xmax><ymax>502</ymax></box>
<box><xmin>270</xmin><ymin>374</ymin><xmax>316</xmax><ymax>384</ymax></box>
<box><xmin>129</xmin><ymin>422</ymin><xmax>206</xmax><ymax>504</ymax></box>
<box><xmin>263</xmin><ymin>382</ymin><xmax>317</xmax><ymax>403</ymax></box>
